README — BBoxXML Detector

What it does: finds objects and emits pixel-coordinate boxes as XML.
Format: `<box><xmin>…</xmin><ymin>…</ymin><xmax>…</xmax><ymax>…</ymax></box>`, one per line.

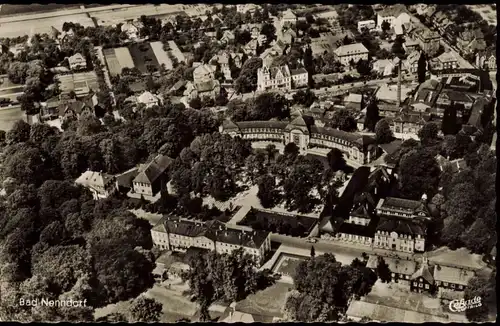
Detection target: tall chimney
<box><xmin>397</xmin><ymin>60</ymin><xmax>402</xmax><ymax>108</ymax></box>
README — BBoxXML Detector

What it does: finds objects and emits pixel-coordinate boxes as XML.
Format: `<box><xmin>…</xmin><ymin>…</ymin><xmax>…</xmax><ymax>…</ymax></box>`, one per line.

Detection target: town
<box><xmin>0</xmin><ymin>3</ymin><xmax>496</xmax><ymax>323</ymax></box>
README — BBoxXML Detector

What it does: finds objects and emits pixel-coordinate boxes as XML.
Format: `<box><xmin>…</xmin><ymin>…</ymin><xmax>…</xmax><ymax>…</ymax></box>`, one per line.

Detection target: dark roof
<box><xmin>236</xmin><ymin>121</ymin><xmax>289</xmax><ymax>130</ymax></box>
<box><xmin>57</xmin><ymin>100</ymin><xmax>93</xmax><ymax>116</ymax></box>
<box><xmin>222</xmin><ymin>119</ymin><xmax>240</xmax><ymax>130</ymax></box>
<box><xmin>380</xmin><ymin>197</ymin><xmax>426</xmax><ymax>213</ymax></box>
<box><xmin>438</xmin><ymin>89</ymin><xmax>475</xmax><ymax>103</ymax></box>
<box><xmin>116</xmin><ymin>167</ymin><xmax>139</xmax><ymax>189</ymax></box>
<box><xmin>379</xmin><ymin>139</ymin><xmax>402</xmax><ymax>155</ymax></box>
<box><xmin>411</xmin><ymin>262</ymin><xmax>434</xmax><ymax>284</ymax></box>
<box><xmin>310</xmin><ymin>125</ymin><xmax>363</xmax><ymax>143</ymax></box>
<box><xmin>158</xmin><ymin>217</ymin><xmax>270</xmax><ymax>249</ymax></box>
<box><xmin>377</xmin><ymin>218</ymin><xmax>426</xmax><ymax>236</ymax></box>
<box><xmin>133</xmin><ymin>155</ymin><xmax>173</xmax><ymax>184</ymax></box>
<box><xmin>337</xmin><ymin>219</ymin><xmax>378</xmax><ymax>237</ymax></box>
<box><xmin>393</xmin><ymin>113</ymin><xmax>431</xmax><ymax>125</ymax></box>
<box><xmin>290</xmin><ymin>67</ymin><xmax>308</xmax><ymax>75</ymax></box>
<box><xmin>331</xmin><ymin>166</ymin><xmax>372</xmax><ymax>218</ymax></box>
<box><xmin>467</xmin><ymin>97</ymin><xmax>488</xmax><ymax>127</ymax></box>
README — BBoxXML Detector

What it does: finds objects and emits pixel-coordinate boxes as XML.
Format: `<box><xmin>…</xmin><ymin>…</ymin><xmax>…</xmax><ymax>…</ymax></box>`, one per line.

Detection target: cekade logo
<box><xmin>449</xmin><ymin>296</ymin><xmax>482</xmax><ymax>313</ymax></box>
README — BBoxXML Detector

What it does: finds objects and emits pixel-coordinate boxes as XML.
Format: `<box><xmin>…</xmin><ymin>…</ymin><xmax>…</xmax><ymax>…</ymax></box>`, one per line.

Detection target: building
<box><xmin>476</xmin><ymin>50</ymin><xmax>496</xmax><ymax>71</ymax></box>
<box><xmin>57</xmin><ymin>99</ymin><xmax>95</xmax><ymax>121</ymax></box>
<box><xmin>435</xmin><ymin>89</ymin><xmax>475</xmax><ymax>111</ymax></box>
<box><xmin>334</xmin><ymin>43</ymin><xmax>369</xmax><ymax>66</ymax></box>
<box><xmin>372</xmin><ymin>59</ymin><xmax>397</xmax><ymax>77</ymax></box>
<box><xmin>193</xmin><ymin>64</ymin><xmax>216</xmax><ymax>84</ymax></box>
<box><xmin>210</xmin><ymin>51</ymin><xmax>243</xmax><ymax>80</ymax></box>
<box><xmin>68</xmin><ymin>53</ymin><xmax>87</xmax><ymax>71</ymax></box>
<box><xmin>433</xmin><ymin>265</ymin><xmax>474</xmax><ymax>292</ymax></box>
<box><xmin>366</xmin><ymin>255</ymin><xmax>417</xmax><ymax>285</ymax></box>
<box><xmin>236</xmin><ymin>4</ymin><xmax>260</xmax><ymax>14</ymax></box>
<box><xmin>431</xmin><ymin>51</ymin><xmax>459</xmax><ymax>70</ymax></box>
<box><xmin>391</xmin><ymin>112</ymin><xmax>431</xmax><ymax>137</ymax></box>
<box><xmin>256</xmin><ymin>65</ymin><xmax>292</xmax><ymax>92</ymax></box>
<box><xmin>243</xmin><ymin>39</ymin><xmax>259</xmax><ymax>56</ymax></box>
<box><xmin>290</xmin><ymin>68</ymin><xmax>308</xmax><ymax>88</ymax></box>
<box><xmin>403</xmin><ymin>38</ymin><xmax>420</xmax><ymax>54</ymax></box>
<box><xmin>358</xmin><ymin>19</ymin><xmax>376</xmax><ymax>33</ymax></box>
<box><xmin>376</xmin><ymin>4</ymin><xmax>411</xmax><ymax>31</ymax></box>
<box><xmin>128</xmin><ymin>154</ymin><xmax>173</xmax><ymax>202</ymax></box>
<box><xmin>184</xmin><ymin>80</ymin><xmax>221</xmax><ymax>101</ymax></box>
<box><xmin>410</xmin><ymin>257</ymin><xmax>435</xmax><ymax>292</ymax></box>
<box><xmin>137</xmin><ymin>91</ymin><xmax>160</xmax><ymax>108</ymax></box>
<box><xmin>151</xmin><ymin>217</ymin><xmax>272</xmax><ymax>265</ymax></box>
<box><xmin>404</xmin><ymin>50</ymin><xmax>421</xmax><ymax>74</ymax></box>
<box><xmin>457</xmin><ymin>29</ymin><xmax>486</xmax><ymax>57</ymax></box>
<box><xmin>280</xmin><ymin>28</ymin><xmax>297</xmax><ymax>45</ymax></box>
<box><xmin>75</xmin><ymin>170</ymin><xmax>116</xmax><ymax>200</ymax></box>
<box><xmin>281</xmin><ymin>9</ymin><xmax>297</xmax><ymax>28</ymax></box>
<box><xmin>221</xmin><ymin>117</ymin><xmax>379</xmax><ymax>165</ymax></box>
<box><xmin>416</xmin><ymin>29</ymin><xmax>441</xmax><ymax>56</ymax></box>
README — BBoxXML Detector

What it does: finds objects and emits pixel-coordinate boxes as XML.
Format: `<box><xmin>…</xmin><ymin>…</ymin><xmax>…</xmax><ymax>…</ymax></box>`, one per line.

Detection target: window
<box><xmin>413</xmin><ymin>282</ymin><xmax>417</xmax><ymax>286</ymax></box>
<box><xmin>419</xmin><ymin>283</ymin><xmax>423</xmax><ymax>288</ymax></box>
<box><xmin>425</xmin><ymin>284</ymin><xmax>429</xmax><ymax>289</ymax></box>
<box><xmin>451</xmin><ymin>284</ymin><xmax>455</xmax><ymax>288</ymax></box>
<box><xmin>444</xmin><ymin>282</ymin><xmax>448</xmax><ymax>286</ymax></box>
<box><xmin>458</xmin><ymin>285</ymin><xmax>463</xmax><ymax>290</ymax></box>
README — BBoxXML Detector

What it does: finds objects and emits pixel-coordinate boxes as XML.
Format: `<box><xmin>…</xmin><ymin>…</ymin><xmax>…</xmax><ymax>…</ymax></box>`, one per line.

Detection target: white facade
<box><xmin>137</xmin><ymin>91</ymin><xmax>160</xmax><ymax>108</ymax></box>
<box><xmin>291</xmin><ymin>69</ymin><xmax>308</xmax><ymax>88</ymax></box>
<box><xmin>334</xmin><ymin>43</ymin><xmax>369</xmax><ymax>66</ymax></box>
<box><xmin>374</xmin><ymin>230</ymin><xmax>425</xmax><ymax>253</ymax></box>
<box><xmin>376</xmin><ymin>11</ymin><xmax>411</xmax><ymax>31</ymax></box>
<box><xmin>358</xmin><ymin>20</ymin><xmax>376</xmax><ymax>33</ymax></box>
<box><xmin>257</xmin><ymin>65</ymin><xmax>292</xmax><ymax>92</ymax></box>
<box><xmin>68</xmin><ymin>53</ymin><xmax>87</xmax><ymax>71</ymax></box>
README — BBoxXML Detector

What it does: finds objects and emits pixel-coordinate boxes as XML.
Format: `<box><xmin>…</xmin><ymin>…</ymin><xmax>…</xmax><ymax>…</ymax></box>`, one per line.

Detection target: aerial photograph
<box><xmin>0</xmin><ymin>3</ymin><xmax>497</xmax><ymax>323</ymax></box>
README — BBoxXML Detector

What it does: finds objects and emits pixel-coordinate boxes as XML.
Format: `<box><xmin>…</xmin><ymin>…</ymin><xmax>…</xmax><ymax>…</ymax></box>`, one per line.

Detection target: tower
<box><xmin>395</xmin><ymin>57</ymin><xmax>402</xmax><ymax>108</ymax></box>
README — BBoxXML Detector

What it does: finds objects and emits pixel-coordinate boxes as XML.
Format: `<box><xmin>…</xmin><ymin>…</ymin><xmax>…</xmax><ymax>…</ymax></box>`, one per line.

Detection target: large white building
<box><xmin>334</xmin><ymin>43</ymin><xmax>369</xmax><ymax>66</ymax></box>
<box><xmin>151</xmin><ymin>217</ymin><xmax>272</xmax><ymax>265</ymax></box>
<box><xmin>257</xmin><ymin>65</ymin><xmax>292</xmax><ymax>92</ymax></box>
<box><xmin>376</xmin><ymin>4</ymin><xmax>411</xmax><ymax>31</ymax></box>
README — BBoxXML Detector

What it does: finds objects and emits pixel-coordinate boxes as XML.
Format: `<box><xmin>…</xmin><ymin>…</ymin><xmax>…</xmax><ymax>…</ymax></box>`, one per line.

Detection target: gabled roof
<box><xmin>290</xmin><ymin>67</ymin><xmax>308</xmax><ymax>76</ymax></box>
<box><xmin>378</xmin><ymin>197</ymin><xmax>430</xmax><ymax>217</ymax></box>
<box><xmin>57</xmin><ymin>100</ymin><xmax>93</xmax><ymax>117</ymax></box>
<box><xmin>133</xmin><ymin>154</ymin><xmax>173</xmax><ymax>184</ymax></box>
<box><xmin>433</xmin><ymin>265</ymin><xmax>474</xmax><ymax>286</ymax></box>
<box><xmin>411</xmin><ymin>261</ymin><xmax>434</xmax><ymax>284</ymax></box>
<box><xmin>377</xmin><ymin>218</ymin><xmax>426</xmax><ymax>236</ymax></box>
<box><xmin>334</xmin><ymin>43</ymin><xmax>368</xmax><ymax>57</ymax></box>
<box><xmin>378</xmin><ymin>4</ymin><xmax>408</xmax><ymax>18</ymax></box>
<box><xmin>116</xmin><ymin>167</ymin><xmax>139</xmax><ymax>189</ymax></box>
<box><xmin>137</xmin><ymin>91</ymin><xmax>158</xmax><ymax>104</ymax></box>
<box><xmin>75</xmin><ymin>170</ymin><xmax>114</xmax><ymax>188</ymax></box>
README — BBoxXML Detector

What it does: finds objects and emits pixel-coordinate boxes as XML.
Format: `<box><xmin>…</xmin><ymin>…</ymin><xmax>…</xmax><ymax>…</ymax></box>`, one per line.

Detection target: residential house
<box><xmin>210</xmin><ymin>51</ymin><xmax>243</xmax><ymax>80</ymax></box>
<box><xmin>373</xmin><ymin>59</ymin><xmax>397</xmax><ymax>77</ymax></box>
<box><xmin>281</xmin><ymin>9</ymin><xmax>297</xmax><ymax>28</ymax></box>
<box><xmin>236</xmin><ymin>4</ymin><xmax>260</xmax><ymax>14</ymax></box>
<box><xmin>403</xmin><ymin>38</ymin><xmax>420</xmax><ymax>54</ymax></box>
<box><xmin>410</xmin><ymin>257</ymin><xmax>435</xmax><ymax>293</ymax></box>
<box><xmin>40</xmin><ymin>97</ymin><xmax>62</xmax><ymax>119</ymax></box>
<box><xmin>57</xmin><ymin>99</ymin><xmax>94</xmax><ymax>121</ymax></box>
<box><xmin>435</xmin><ymin>154</ymin><xmax>467</xmax><ymax>173</ymax></box>
<box><xmin>476</xmin><ymin>49</ymin><xmax>496</xmax><ymax>71</ymax></box>
<box><xmin>333</xmin><ymin>43</ymin><xmax>369</xmax><ymax>66</ymax></box>
<box><xmin>391</xmin><ymin>112</ymin><xmax>431</xmax><ymax>137</ymax></box>
<box><xmin>68</xmin><ymin>53</ymin><xmax>87</xmax><ymax>71</ymax></box>
<box><xmin>241</xmin><ymin>24</ymin><xmax>262</xmax><ymax>40</ymax></box>
<box><xmin>220</xmin><ymin>30</ymin><xmax>235</xmax><ymax>44</ymax></box>
<box><xmin>121</xmin><ymin>21</ymin><xmax>139</xmax><ymax>39</ymax></box>
<box><xmin>137</xmin><ymin>91</ymin><xmax>160</xmax><ymax>108</ymax></box>
<box><xmin>366</xmin><ymin>256</ymin><xmax>417</xmax><ymax>285</ymax></box>
<box><xmin>115</xmin><ymin>167</ymin><xmax>139</xmax><ymax>194</ymax></box>
<box><xmin>75</xmin><ymin>170</ymin><xmax>116</xmax><ymax>200</ymax></box>
<box><xmin>193</xmin><ymin>63</ymin><xmax>216</xmax><ymax>84</ymax></box>
<box><xmin>290</xmin><ymin>68</ymin><xmax>308</xmax><ymax>88</ymax></box>
<box><xmin>243</xmin><ymin>39</ymin><xmax>259</xmax><ymax>56</ymax></box>
<box><xmin>344</xmin><ymin>93</ymin><xmax>364</xmax><ymax>111</ymax></box>
<box><xmin>404</xmin><ymin>50</ymin><xmax>421</xmax><ymax>74</ymax></box>
<box><xmin>376</xmin><ymin>4</ymin><xmax>411</xmax><ymax>31</ymax></box>
<box><xmin>457</xmin><ymin>29</ymin><xmax>486</xmax><ymax>57</ymax></box>
<box><xmin>128</xmin><ymin>154</ymin><xmax>173</xmax><ymax>202</ymax></box>
<box><xmin>280</xmin><ymin>28</ymin><xmax>297</xmax><ymax>45</ymax></box>
<box><xmin>416</xmin><ymin>29</ymin><xmax>441</xmax><ymax>56</ymax></box>
<box><xmin>151</xmin><ymin>217</ymin><xmax>272</xmax><ymax>265</ymax></box>
<box><xmin>260</xmin><ymin>48</ymin><xmax>280</xmax><ymax>67</ymax></box>
<box><xmin>184</xmin><ymin>79</ymin><xmax>221</xmax><ymax>101</ymax></box>
<box><xmin>257</xmin><ymin>65</ymin><xmax>292</xmax><ymax>92</ymax></box>
<box><xmin>411</xmin><ymin>78</ymin><xmax>443</xmax><ymax>107</ymax></box>
<box><xmin>357</xmin><ymin>20</ymin><xmax>376</xmax><ymax>33</ymax></box>
<box><xmin>431</xmin><ymin>51</ymin><xmax>459</xmax><ymax>70</ymax></box>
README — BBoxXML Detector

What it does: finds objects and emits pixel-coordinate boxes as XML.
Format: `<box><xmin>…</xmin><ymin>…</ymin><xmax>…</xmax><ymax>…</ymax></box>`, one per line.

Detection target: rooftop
<box><xmin>378</xmin><ymin>4</ymin><xmax>409</xmax><ymax>18</ymax></box>
<box><xmin>433</xmin><ymin>265</ymin><xmax>475</xmax><ymax>286</ymax></box>
<box><xmin>334</xmin><ymin>43</ymin><xmax>368</xmax><ymax>57</ymax></box>
<box><xmin>75</xmin><ymin>170</ymin><xmax>114</xmax><ymax>188</ymax></box>
<box><xmin>377</xmin><ymin>218</ymin><xmax>426</xmax><ymax>236</ymax></box>
<box><xmin>133</xmin><ymin>154</ymin><xmax>173</xmax><ymax>184</ymax></box>
<box><xmin>366</xmin><ymin>255</ymin><xmax>417</xmax><ymax>275</ymax></box>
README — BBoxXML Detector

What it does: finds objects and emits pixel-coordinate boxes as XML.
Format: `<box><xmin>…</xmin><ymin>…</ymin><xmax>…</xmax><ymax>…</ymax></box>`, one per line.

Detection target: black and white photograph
<box><xmin>0</xmin><ymin>2</ymin><xmax>496</xmax><ymax>323</ymax></box>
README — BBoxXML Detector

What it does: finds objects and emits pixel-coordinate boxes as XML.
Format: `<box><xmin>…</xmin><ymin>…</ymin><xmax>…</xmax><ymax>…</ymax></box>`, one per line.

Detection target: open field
<box><xmin>234</xmin><ymin>281</ymin><xmax>291</xmax><ymax>319</ymax></box>
<box><xmin>0</xmin><ymin>13</ymin><xmax>95</xmax><ymax>38</ymax></box>
<box><xmin>0</xmin><ymin>105</ymin><xmax>25</xmax><ymax>131</ymax></box>
<box><xmin>56</xmin><ymin>72</ymin><xmax>98</xmax><ymax>94</ymax></box>
<box><xmin>128</xmin><ymin>43</ymin><xmax>160</xmax><ymax>74</ymax></box>
<box><xmin>274</xmin><ymin>253</ymin><xmax>305</xmax><ymax>278</ymax></box>
<box><xmin>0</xmin><ymin>4</ymin><xmax>81</xmax><ymax>16</ymax></box>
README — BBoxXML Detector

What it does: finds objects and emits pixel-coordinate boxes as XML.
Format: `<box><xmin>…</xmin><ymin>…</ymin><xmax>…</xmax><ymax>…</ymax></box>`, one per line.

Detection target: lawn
<box><xmin>128</xmin><ymin>43</ymin><xmax>161</xmax><ymax>74</ymax></box>
<box><xmin>234</xmin><ymin>281</ymin><xmax>292</xmax><ymax>318</ymax></box>
<box><xmin>275</xmin><ymin>254</ymin><xmax>305</xmax><ymax>278</ymax></box>
<box><xmin>0</xmin><ymin>4</ymin><xmax>80</xmax><ymax>16</ymax></box>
